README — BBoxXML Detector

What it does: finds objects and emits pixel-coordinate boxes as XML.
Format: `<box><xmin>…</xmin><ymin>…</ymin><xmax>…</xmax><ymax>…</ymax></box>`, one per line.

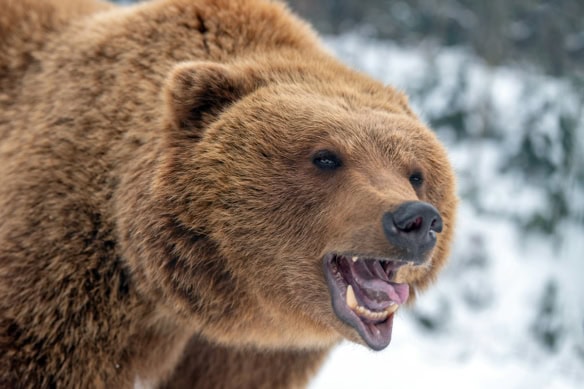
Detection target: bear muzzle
<box><xmin>322</xmin><ymin>202</ymin><xmax>443</xmax><ymax>350</ymax></box>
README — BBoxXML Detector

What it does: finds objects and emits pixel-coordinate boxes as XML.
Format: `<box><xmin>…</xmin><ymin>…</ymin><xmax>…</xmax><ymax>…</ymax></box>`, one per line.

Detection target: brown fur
<box><xmin>0</xmin><ymin>0</ymin><xmax>457</xmax><ymax>387</ymax></box>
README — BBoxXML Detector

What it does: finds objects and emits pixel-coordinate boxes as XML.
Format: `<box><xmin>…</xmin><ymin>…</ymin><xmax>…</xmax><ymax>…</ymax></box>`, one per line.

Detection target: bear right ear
<box><xmin>164</xmin><ymin>61</ymin><xmax>258</xmax><ymax>140</ymax></box>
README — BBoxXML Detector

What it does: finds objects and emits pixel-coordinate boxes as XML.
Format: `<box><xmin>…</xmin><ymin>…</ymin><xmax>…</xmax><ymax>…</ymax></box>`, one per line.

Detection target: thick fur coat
<box><xmin>0</xmin><ymin>0</ymin><xmax>457</xmax><ymax>387</ymax></box>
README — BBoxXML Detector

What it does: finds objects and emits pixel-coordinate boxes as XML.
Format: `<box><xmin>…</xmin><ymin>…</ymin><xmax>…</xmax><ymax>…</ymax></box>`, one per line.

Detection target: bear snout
<box><xmin>382</xmin><ymin>201</ymin><xmax>443</xmax><ymax>263</ymax></box>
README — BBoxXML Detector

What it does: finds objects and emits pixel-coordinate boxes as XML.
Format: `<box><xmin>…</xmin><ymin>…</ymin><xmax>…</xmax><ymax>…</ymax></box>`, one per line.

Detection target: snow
<box><xmin>310</xmin><ymin>34</ymin><xmax>584</xmax><ymax>388</ymax></box>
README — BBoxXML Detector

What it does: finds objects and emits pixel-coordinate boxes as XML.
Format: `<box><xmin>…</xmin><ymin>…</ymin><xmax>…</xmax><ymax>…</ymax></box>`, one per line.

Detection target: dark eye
<box><xmin>312</xmin><ymin>150</ymin><xmax>342</xmax><ymax>170</ymax></box>
<box><xmin>409</xmin><ymin>171</ymin><xmax>424</xmax><ymax>188</ymax></box>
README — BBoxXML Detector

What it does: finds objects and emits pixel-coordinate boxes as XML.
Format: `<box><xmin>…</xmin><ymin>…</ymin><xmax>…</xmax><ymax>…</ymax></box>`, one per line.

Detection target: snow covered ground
<box><xmin>310</xmin><ymin>34</ymin><xmax>584</xmax><ymax>389</ymax></box>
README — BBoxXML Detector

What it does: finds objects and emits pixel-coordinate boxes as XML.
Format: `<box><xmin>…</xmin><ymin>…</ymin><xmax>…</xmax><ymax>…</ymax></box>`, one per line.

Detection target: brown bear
<box><xmin>0</xmin><ymin>0</ymin><xmax>457</xmax><ymax>387</ymax></box>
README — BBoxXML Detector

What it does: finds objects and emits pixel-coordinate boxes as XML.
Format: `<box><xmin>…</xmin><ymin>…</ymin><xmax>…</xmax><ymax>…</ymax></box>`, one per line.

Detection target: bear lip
<box><xmin>322</xmin><ymin>252</ymin><xmax>410</xmax><ymax>351</ymax></box>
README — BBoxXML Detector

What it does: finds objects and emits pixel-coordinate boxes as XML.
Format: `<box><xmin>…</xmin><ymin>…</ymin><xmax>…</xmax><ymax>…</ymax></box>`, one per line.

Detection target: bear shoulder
<box><xmin>0</xmin><ymin>0</ymin><xmax>113</xmax><ymax>110</ymax></box>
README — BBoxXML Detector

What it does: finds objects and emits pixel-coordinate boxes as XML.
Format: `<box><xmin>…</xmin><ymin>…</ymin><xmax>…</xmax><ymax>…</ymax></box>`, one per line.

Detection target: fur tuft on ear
<box><xmin>164</xmin><ymin>61</ymin><xmax>258</xmax><ymax>139</ymax></box>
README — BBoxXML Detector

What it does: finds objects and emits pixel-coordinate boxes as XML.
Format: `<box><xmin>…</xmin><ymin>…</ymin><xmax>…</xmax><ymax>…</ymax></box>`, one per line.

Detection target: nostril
<box><xmin>402</xmin><ymin>216</ymin><xmax>423</xmax><ymax>233</ymax></box>
<box><xmin>392</xmin><ymin>202</ymin><xmax>441</xmax><ymax>236</ymax></box>
<box><xmin>430</xmin><ymin>215</ymin><xmax>443</xmax><ymax>233</ymax></box>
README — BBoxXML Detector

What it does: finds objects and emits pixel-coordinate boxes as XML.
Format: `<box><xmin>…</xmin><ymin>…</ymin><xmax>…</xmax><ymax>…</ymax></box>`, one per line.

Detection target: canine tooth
<box><xmin>352</xmin><ymin>256</ymin><xmax>358</xmax><ymax>262</ymax></box>
<box><xmin>346</xmin><ymin>285</ymin><xmax>358</xmax><ymax>309</ymax></box>
<box><xmin>386</xmin><ymin>304</ymin><xmax>399</xmax><ymax>314</ymax></box>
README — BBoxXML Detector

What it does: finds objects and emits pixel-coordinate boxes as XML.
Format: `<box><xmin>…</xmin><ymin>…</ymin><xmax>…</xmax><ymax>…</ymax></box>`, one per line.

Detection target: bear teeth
<box><xmin>352</xmin><ymin>255</ymin><xmax>359</xmax><ymax>262</ymax></box>
<box><xmin>346</xmin><ymin>285</ymin><xmax>399</xmax><ymax>321</ymax></box>
<box><xmin>346</xmin><ymin>285</ymin><xmax>358</xmax><ymax>309</ymax></box>
<box><xmin>354</xmin><ymin>305</ymin><xmax>393</xmax><ymax>321</ymax></box>
<box><xmin>386</xmin><ymin>302</ymin><xmax>399</xmax><ymax>314</ymax></box>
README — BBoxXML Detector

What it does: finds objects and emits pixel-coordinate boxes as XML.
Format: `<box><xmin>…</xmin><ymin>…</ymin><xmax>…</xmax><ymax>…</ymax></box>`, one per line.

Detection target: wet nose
<box><xmin>382</xmin><ymin>201</ymin><xmax>443</xmax><ymax>263</ymax></box>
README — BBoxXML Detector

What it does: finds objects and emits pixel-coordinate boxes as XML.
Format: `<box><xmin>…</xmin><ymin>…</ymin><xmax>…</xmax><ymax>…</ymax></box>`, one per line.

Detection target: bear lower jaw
<box><xmin>322</xmin><ymin>253</ymin><xmax>410</xmax><ymax>351</ymax></box>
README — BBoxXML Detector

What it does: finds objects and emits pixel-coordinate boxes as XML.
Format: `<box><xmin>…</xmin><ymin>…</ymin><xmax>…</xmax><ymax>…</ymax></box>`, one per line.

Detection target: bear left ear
<box><xmin>164</xmin><ymin>61</ymin><xmax>259</xmax><ymax>139</ymax></box>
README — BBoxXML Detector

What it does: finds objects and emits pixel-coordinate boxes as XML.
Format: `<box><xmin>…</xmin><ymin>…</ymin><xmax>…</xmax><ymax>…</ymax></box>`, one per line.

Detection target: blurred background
<box><xmin>117</xmin><ymin>1</ymin><xmax>584</xmax><ymax>387</ymax></box>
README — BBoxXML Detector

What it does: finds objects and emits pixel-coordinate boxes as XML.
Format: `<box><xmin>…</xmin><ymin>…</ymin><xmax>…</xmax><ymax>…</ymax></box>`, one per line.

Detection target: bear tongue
<box><xmin>349</xmin><ymin>259</ymin><xmax>409</xmax><ymax>311</ymax></box>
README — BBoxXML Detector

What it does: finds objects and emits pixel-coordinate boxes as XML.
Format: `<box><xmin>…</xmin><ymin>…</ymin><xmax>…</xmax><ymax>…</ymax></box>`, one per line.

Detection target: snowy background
<box><xmin>309</xmin><ymin>34</ymin><xmax>584</xmax><ymax>389</ymax></box>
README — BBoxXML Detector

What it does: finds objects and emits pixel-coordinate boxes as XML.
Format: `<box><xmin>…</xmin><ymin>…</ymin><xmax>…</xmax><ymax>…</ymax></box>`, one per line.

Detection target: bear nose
<box><xmin>382</xmin><ymin>201</ymin><xmax>443</xmax><ymax>263</ymax></box>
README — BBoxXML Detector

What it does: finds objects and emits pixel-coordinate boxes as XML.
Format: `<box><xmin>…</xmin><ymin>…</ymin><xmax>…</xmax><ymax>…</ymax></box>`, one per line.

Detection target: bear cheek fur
<box><xmin>123</xmin><ymin>62</ymin><xmax>340</xmax><ymax>348</ymax></box>
<box><xmin>188</xmin><ymin>109</ymin><xmax>343</xmax><ymax>347</ymax></box>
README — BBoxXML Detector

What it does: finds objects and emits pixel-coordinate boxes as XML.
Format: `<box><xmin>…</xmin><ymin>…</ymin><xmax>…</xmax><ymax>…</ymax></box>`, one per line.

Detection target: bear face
<box><xmin>122</xmin><ymin>60</ymin><xmax>456</xmax><ymax>352</ymax></box>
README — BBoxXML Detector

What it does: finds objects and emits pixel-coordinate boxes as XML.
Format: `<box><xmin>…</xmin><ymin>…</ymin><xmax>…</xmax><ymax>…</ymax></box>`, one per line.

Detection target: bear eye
<box><xmin>409</xmin><ymin>171</ymin><xmax>424</xmax><ymax>188</ymax></box>
<box><xmin>312</xmin><ymin>150</ymin><xmax>342</xmax><ymax>171</ymax></box>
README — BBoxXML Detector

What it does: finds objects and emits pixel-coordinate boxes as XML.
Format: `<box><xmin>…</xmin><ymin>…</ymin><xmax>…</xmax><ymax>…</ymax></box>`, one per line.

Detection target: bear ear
<box><xmin>164</xmin><ymin>61</ymin><xmax>258</xmax><ymax>139</ymax></box>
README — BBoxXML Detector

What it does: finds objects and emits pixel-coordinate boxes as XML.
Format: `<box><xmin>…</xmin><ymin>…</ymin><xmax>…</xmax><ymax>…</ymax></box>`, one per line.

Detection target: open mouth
<box><xmin>323</xmin><ymin>253</ymin><xmax>409</xmax><ymax>350</ymax></box>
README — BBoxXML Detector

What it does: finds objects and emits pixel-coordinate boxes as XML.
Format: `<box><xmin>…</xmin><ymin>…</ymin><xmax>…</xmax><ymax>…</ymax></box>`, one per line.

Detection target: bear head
<box><xmin>120</xmin><ymin>57</ymin><xmax>457</xmax><ymax>352</ymax></box>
